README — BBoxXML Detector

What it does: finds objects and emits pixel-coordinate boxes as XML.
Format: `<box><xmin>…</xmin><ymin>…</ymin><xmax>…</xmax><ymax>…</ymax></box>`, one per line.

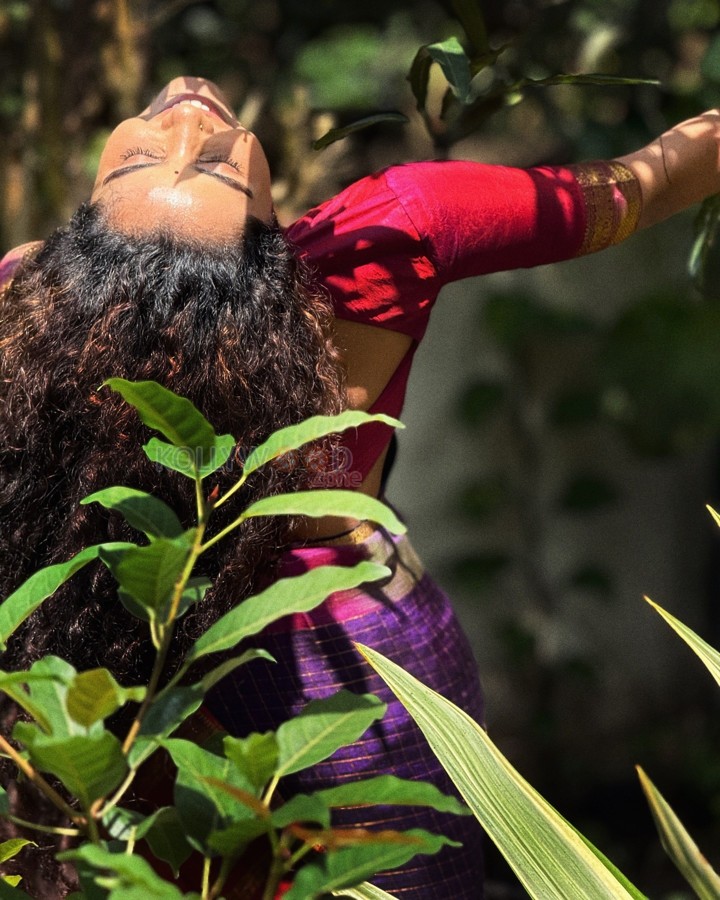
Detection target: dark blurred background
<box><xmin>3</xmin><ymin>1</ymin><xmax>720</xmax><ymax>896</ymax></box>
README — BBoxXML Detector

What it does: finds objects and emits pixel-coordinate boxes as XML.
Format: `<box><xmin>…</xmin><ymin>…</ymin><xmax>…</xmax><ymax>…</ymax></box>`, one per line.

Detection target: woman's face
<box><xmin>92</xmin><ymin>77</ymin><xmax>273</xmax><ymax>242</ymax></box>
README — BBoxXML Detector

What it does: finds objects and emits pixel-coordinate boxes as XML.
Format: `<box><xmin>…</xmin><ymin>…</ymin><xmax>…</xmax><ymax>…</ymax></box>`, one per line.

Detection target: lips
<box><xmin>157</xmin><ymin>92</ymin><xmax>237</xmax><ymax>126</ymax></box>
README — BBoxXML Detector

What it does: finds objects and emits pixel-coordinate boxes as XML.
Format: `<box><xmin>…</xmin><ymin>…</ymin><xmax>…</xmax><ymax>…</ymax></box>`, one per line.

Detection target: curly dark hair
<box><xmin>0</xmin><ymin>201</ymin><xmax>344</xmax><ymax>682</ymax></box>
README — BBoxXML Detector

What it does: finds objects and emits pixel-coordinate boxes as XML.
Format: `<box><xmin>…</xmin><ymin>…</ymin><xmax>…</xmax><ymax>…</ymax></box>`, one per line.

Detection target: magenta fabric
<box><xmin>286</xmin><ymin>160</ymin><xmax>586</xmax><ymax>342</ymax></box>
<box><xmin>206</xmin><ymin>529</ymin><xmax>487</xmax><ymax>899</ymax></box>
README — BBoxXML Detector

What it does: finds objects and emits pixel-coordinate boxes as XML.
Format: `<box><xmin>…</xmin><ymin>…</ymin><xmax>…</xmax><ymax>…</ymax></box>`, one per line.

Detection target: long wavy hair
<box><xmin>0</xmin><ymin>202</ymin><xmax>344</xmax><ymax>682</ymax></box>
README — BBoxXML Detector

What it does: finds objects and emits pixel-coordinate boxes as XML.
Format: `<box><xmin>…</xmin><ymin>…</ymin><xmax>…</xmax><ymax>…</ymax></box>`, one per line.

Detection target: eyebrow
<box><xmin>101</xmin><ymin>162</ymin><xmax>254</xmax><ymax>198</ymax></box>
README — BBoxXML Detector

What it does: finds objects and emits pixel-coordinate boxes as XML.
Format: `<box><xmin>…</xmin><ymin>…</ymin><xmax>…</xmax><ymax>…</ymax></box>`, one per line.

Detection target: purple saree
<box><xmin>206</xmin><ymin>527</ymin><xmax>486</xmax><ymax>898</ymax></box>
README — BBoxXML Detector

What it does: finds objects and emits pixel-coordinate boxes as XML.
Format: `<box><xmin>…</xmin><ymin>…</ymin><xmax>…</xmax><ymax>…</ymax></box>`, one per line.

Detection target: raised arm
<box><xmin>616</xmin><ymin>109</ymin><xmax>720</xmax><ymax>230</ymax></box>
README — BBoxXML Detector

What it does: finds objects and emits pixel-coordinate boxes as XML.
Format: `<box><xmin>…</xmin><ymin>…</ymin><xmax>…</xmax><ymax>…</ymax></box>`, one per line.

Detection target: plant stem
<box><xmin>7</xmin><ymin>814</ymin><xmax>80</xmax><ymax>837</ymax></box>
<box><xmin>211</xmin><ymin>471</ymin><xmax>247</xmax><ymax>511</ymax></box>
<box><xmin>0</xmin><ymin>733</ymin><xmax>85</xmax><ymax>827</ymax></box>
<box><xmin>261</xmin><ymin>854</ymin><xmax>286</xmax><ymax>900</ymax></box>
<box><xmin>97</xmin><ymin>766</ymin><xmax>137</xmax><ymax>819</ymax></box>
<box><xmin>121</xmin><ymin>509</ymin><xmax>208</xmax><ymax>755</ymax></box>
<box><xmin>208</xmin><ymin>855</ymin><xmax>234</xmax><ymax>900</ymax></box>
<box><xmin>199</xmin><ymin>510</ymin><xmax>247</xmax><ymax>554</ymax></box>
<box><xmin>201</xmin><ymin>855</ymin><xmax>212</xmax><ymax>899</ymax></box>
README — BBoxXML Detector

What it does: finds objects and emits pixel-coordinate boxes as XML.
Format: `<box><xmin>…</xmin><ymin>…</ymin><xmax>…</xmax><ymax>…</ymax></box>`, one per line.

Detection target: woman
<box><xmin>1</xmin><ymin>76</ymin><xmax>720</xmax><ymax>898</ymax></box>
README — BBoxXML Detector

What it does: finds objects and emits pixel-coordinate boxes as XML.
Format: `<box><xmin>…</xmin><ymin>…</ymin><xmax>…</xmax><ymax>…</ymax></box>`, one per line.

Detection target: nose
<box><xmin>161</xmin><ymin>102</ymin><xmax>216</xmax><ymax>159</ymax></box>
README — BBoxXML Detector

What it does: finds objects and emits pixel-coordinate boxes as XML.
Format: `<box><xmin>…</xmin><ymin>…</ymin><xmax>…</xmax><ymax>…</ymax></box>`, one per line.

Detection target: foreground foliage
<box><xmin>0</xmin><ymin>380</ymin><xmax>470</xmax><ymax>899</ymax></box>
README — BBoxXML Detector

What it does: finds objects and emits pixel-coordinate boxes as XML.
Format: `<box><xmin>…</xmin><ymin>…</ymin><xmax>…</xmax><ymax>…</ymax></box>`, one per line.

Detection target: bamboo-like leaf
<box><xmin>331</xmin><ymin>886</ymin><xmax>397</xmax><ymax>900</ymax></box>
<box><xmin>637</xmin><ymin>766</ymin><xmax>720</xmax><ymax>899</ymax></box>
<box><xmin>0</xmin><ymin>542</ymin><xmax>135</xmax><ymax>650</ymax></box>
<box><xmin>81</xmin><ymin>487</ymin><xmax>183</xmax><ymax>540</ymax></box>
<box><xmin>358</xmin><ymin>643</ymin><xmax>646</xmax><ymax>900</ymax></box>
<box><xmin>645</xmin><ymin>596</ymin><xmax>720</xmax><ymax>688</ymax></box>
<box><xmin>314</xmin><ymin>115</ymin><xmax>409</xmax><ymax>151</ymax></box>
<box><xmin>241</xmin><ymin>491</ymin><xmax>406</xmax><ymax>534</ymax></box>
<box><xmin>276</xmin><ymin>690</ymin><xmax>386</xmax><ymax>777</ymax></box>
<box><xmin>184</xmin><ymin>562</ymin><xmax>390</xmax><ymax>666</ymax></box>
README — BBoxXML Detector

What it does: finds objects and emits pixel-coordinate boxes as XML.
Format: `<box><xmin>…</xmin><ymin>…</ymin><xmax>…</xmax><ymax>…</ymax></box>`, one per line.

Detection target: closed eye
<box><xmin>121</xmin><ymin>147</ymin><xmax>163</xmax><ymax>161</ymax></box>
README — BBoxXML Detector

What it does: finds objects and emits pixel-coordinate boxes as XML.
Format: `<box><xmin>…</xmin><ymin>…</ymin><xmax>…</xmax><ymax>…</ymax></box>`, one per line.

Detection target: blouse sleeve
<box><xmin>286</xmin><ymin>159</ymin><xmax>643</xmax><ymax>342</ymax></box>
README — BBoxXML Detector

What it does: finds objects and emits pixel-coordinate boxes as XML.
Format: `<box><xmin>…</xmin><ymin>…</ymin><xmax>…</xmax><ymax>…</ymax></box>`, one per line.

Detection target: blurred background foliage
<box><xmin>4</xmin><ymin>0</ymin><xmax>720</xmax><ymax>896</ymax></box>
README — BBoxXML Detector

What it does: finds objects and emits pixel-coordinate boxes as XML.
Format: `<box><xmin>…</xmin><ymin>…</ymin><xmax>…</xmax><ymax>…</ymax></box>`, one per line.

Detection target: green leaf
<box><xmin>1</xmin><ymin>656</ymin><xmax>84</xmax><ymax>737</ymax></box>
<box><xmin>81</xmin><ymin>487</ymin><xmax>183</xmax><ymax>540</ymax></box>
<box><xmin>66</xmin><ymin>668</ymin><xmax>146</xmax><ymax>728</ymax></box>
<box><xmin>206</xmin><ymin>818</ymin><xmax>270</xmax><ymax>857</ymax></box>
<box><xmin>521</xmin><ymin>73</ymin><xmax>660</xmax><ymax>89</ymax></box>
<box><xmin>645</xmin><ymin>596</ymin><xmax>720</xmax><ymax>688</ymax></box>
<box><xmin>313</xmin><ymin>114</ymin><xmax>409</xmax><ymax>151</ymax></box>
<box><xmin>240</xmin><ymin>491</ymin><xmax>406</xmax><ymax>534</ymax></box>
<box><xmin>0</xmin><ymin>839</ymin><xmax>34</xmax><ymax>865</ymax></box>
<box><xmin>102</xmin><ymin>806</ymin><xmax>145</xmax><ymax>842</ymax></box>
<box><xmin>99</xmin><ymin>536</ymin><xmax>192</xmax><ymax>619</ymax></box>
<box><xmin>409</xmin><ymin>38</ymin><xmax>473</xmax><ymax>114</ymax></box>
<box><xmin>276</xmin><ymin>690</ymin><xmax>386</xmax><ymax>777</ymax></box>
<box><xmin>637</xmin><ymin>766</ymin><xmax>720</xmax><ymax>899</ymax></box>
<box><xmin>0</xmin><ymin>786</ymin><xmax>8</xmax><ymax>815</ymax></box>
<box><xmin>58</xmin><ymin>845</ymin><xmax>184</xmax><ymax>899</ymax></box>
<box><xmin>286</xmin><ymin>830</ymin><xmax>458</xmax><ymax>899</ymax></box>
<box><xmin>103</xmin><ymin>378</ymin><xmax>216</xmax><ymax>452</ymax></box>
<box><xmin>313</xmin><ymin>774</ymin><xmax>470</xmax><ymax>816</ymax></box>
<box><xmin>0</xmin><ymin>542</ymin><xmax>135</xmax><ymax>650</ymax></box>
<box><xmin>449</xmin><ymin>0</ymin><xmax>489</xmax><ymax>58</ymax></box>
<box><xmin>162</xmin><ymin>739</ymin><xmax>256</xmax><ymax>852</ymax></box>
<box><xmin>223</xmin><ymin>731</ymin><xmax>279</xmax><ymax>793</ymax></box>
<box><xmin>198</xmin><ymin>649</ymin><xmax>275</xmax><ymax>693</ymax></box>
<box><xmin>0</xmin><ymin>879</ymin><xmax>21</xmax><ymax>889</ymax></box>
<box><xmin>128</xmin><ymin>686</ymin><xmax>204</xmax><ymax>768</ymax></box>
<box><xmin>16</xmin><ymin>729</ymin><xmax>127</xmax><ymax>807</ymax></box>
<box><xmin>143</xmin><ymin>433</ymin><xmax>236</xmax><ymax>480</ymax></box>
<box><xmin>184</xmin><ymin>562</ymin><xmax>390</xmax><ymax>666</ymax></box>
<box><xmin>271</xmin><ymin>793</ymin><xmax>331</xmax><ymax>829</ymax></box>
<box><xmin>358</xmin><ymin>643</ymin><xmax>646</xmax><ymax>900</ymax></box>
<box><xmin>142</xmin><ymin>807</ymin><xmax>194</xmax><ymax>876</ymax></box>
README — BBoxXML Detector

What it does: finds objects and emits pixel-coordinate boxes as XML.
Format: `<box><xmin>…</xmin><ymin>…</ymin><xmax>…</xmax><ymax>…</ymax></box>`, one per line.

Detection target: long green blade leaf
<box><xmin>637</xmin><ymin>766</ymin><xmax>720</xmax><ymax>899</ymax></box>
<box><xmin>0</xmin><ymin>542</ymin><xmax>135</xmax><ymax>650</ymax></box>
<box><xmin>185</xmin><ymin>561</ymin><xmax>390</xmax><ymax>665</ymax></box>
<box><xmin>331</xmin><ymin>885</ymin><xmax>397</xmax><ymax>900</ymax></box>
<box><xmin>241</xmin><ymin>491</ymin><xmax>406</xmax><ymax>534</ymax></box>
<box><xmin>358</xmin><ymin>643</ymin><xmax>646</xmax><ymax>900</ymax></box>
<box><xmin>314</xmin><ymin>115</ymin><xmax>409</xmax><ymax>151</ymax></box>
<box><xmin>645</xmin><ymin>596</ymin><xmax>720</xmax><ymax>688</ymax></box>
